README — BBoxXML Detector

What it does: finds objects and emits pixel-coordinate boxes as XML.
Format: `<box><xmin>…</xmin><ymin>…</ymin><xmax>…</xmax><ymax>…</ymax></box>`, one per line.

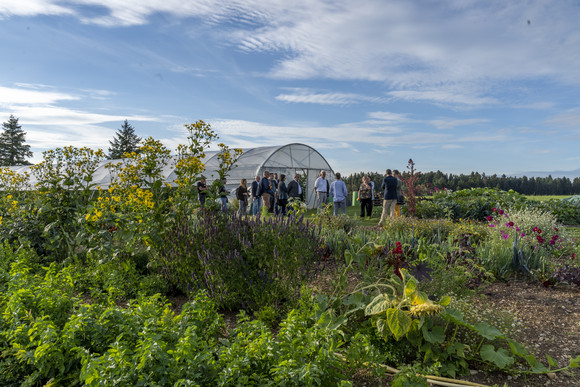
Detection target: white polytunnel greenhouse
<box><xmin>201</xmin><ymin>143</ymin><xmax>335</xmax><ymax>208</ymax></box>
<box><xmin>5</xmin><ymin>143</ymin><xmax>334</xmax><ymax>209</ymax></box>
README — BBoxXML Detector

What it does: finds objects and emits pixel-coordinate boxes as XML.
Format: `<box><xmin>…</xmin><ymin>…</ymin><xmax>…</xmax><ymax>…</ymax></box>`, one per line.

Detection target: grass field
<box><xmin>524</xmin><ymin>195</ymin><xmax>573</xmax><ymax>201</ymax></box>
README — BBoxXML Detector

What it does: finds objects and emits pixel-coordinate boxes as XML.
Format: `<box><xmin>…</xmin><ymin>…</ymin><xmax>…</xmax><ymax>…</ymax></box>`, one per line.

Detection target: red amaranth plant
<box><xmin>400</xmin><ymin>158</ymin><xmax>420</xmax><ymax>216</ymax></box>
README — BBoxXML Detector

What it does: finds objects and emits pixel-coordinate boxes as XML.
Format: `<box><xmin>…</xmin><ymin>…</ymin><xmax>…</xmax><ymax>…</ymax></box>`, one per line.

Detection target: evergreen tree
<box><xmin>108</xmin><ymin>120</ymin><xmax>142</xmax><ymax>159</ymax></box>
<box><xmin>0</xmin><ymin>115</ymin><xmax>33</xmax><ymax>166</ymax></box>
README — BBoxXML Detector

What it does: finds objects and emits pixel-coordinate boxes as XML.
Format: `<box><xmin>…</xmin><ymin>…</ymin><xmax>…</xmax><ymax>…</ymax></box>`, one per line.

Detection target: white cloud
<box><xmin>441</xmin><ymin>144</ymin><xmax>464</xmax><ymax>149</ymax></box>
<box><xmin>275</xmin><ymin>89</ymin><xmax>386</xmax><ymax>105</ymax></box>
<box><xmin>430</xmin><ymin>118</ymin><xmax>489</xmax><ymax>130</ymax></box>
<box><xmin>388</xmin><ymin>90</ymin><xmax>498</xmax><ymax>107</ymax></box>
<box><xmin>367</xmin><ymin>111</ymin><xmax>412</xmax><ymax>123</ymax></box>
<box><xmin>0</xmin><ymin>86</ymin><xmax>78</xmax><ymax>105</ymax></box>
<box><xmin>0</xmin><ymin>0</ymin><xmax>73</xmax><ymax>18</ymax></box>
<box><xmin>0</xmin><ymin>84</ymin><xmax>161</xmax><ymax>161</ymax></box>
<box><xmin>2</xmin><ymin>1</ymin><xmax>580</xmax><ymax>109</ymax></box>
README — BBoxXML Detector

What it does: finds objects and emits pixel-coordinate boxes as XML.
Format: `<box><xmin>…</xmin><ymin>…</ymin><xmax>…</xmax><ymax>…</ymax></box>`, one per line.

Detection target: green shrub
<box><xmin>529</xmin><ymin>198</ymin><xmax>580</xmax><ymax>225</ymax></box>
<box><xmin>415</xmin><ymin>188</ymin><xmax>528</xmax><ymax>221</ymax></box>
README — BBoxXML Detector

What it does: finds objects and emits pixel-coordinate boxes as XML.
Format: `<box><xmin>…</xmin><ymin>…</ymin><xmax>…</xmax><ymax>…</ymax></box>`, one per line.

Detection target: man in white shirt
<box><xmin>314</xmin><ymin>170</ymin><xmax>328</xmax><ymax>209</ymax></box>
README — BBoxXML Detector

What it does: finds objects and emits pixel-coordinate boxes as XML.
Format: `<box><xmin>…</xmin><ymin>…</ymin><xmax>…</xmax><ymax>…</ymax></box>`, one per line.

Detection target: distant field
<box><xmin>565</xmin><ymin>226</ymin><xmax>580</xmax><ymax>240</ymax></box>
<box><xmin>524</xmin><ymin>195</ymin><xmax>572</xmax><ymax>201</ymax></box>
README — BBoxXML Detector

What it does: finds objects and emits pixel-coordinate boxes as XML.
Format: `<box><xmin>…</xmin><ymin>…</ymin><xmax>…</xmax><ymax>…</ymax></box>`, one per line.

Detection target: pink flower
<box><xmin>487</xmin><ymin>215</ymin><xmax>494</xmax><ymax>221</ymax></box>
<box><xmin>489</xmin><ymin>224</ymin><xmax>495</xmax><ymax>227</ymax></box>
<box><xmin>516</xmin><ymin>227</ymin><xmax>520</xmax><ymax>231</ymax></box>
<box><xmin>521</xmin><ymin>232</ymin><xmax>526</xmax><ymax>237</ymax></box>
<box><xmin>549</xmin><ymin>240</ymin><xmax>556</xmax><ymax>245</ymax></box>
<box><xmin>553</xmin><ymin>227</ymin><xmax>559</xmax><ymax>232</ymax></box>
<box><xmin>498</xmin><ymin>209</ymin><xmax>504</xmax><ymax>215</ymax></box>
<box><xmin>536</xmin><ymin>235</ymin><xmax>544</xmax><ymax>243</ymax></box>
<box><xmin>492</xmin><ymin>208</ymin><xmax>497</xmax><ymax>212</ymax></box>
<box><xmin>502</xmin><ymin>233</ymin><xmax>509</xmax><ymax>240</ymax></box>
<box><xmin>552</xmin><ymin>235</ymin><xmax>559</xmax><ymax>240</ymax></box>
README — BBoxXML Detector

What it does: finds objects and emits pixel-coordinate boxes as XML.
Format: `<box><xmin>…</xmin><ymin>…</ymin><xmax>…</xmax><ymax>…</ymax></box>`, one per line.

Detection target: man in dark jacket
<box><xmin>261</xmin><ymin>171</ymin><xmax>275</xmax><ymax>213</ymax></box>
<box><xmin>378</xmin><ymin>169</ymin><xmax>398</xmax><ymax>226</ymax></box>
<box><xmin>287</xmin><ymin>174</ymin><xmax>303</xmax><ymax>200</ymax></box>
<box><xmin>251</xmin><ymin>175</ymin><xmax>262</xmax><ymax>215</ymax></box>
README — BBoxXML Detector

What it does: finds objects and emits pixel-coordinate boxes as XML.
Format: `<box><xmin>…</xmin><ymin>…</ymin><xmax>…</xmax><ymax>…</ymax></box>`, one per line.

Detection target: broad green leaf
<box><xmin>569</xmin><ymin>355</ymin><xmax>580</xmax><ymax>368</ymax></box>
<box><xmin>474</xmin><ymin>322</ymin><xmax>503</xmax><ymax>340</ymax></box>
<box><xmin>506</xmin><ymin>338</ymin><xmax>529</xmax><ymax>356</ymax></box>
<box><xmin>447</xmin><ymin>342</ymin><xmax>466</xmax><ymax>357</ymax></box>
<box><xmin>411</xmin><ymin>290</ymin><xmax>429</xmax><ymax>306</ymax></box>
<box><xmin>344</xmin><ymin>250</ymin><xmax>353</xmax><ymax>266</ymax></box>
<box><xmin>440</xmin><ymin>362</ymin><xmax>457</xmax><ymax>379</ymax></box>
<box><xmin>480</xmin><ymin>344</ymin><xmax>514</xmax><ymax>369</ymax></box>
<box><xmin>442</xmin><ymin>308</ymin><xmax>466</xmax><ymax>325</ymax></box>
<box><xmin>376</xmin><ymin>318</ymin><xmax>388</xmax><ymax>337</ymax></box>
<box><xmin>422</xmin><ymin>324</ymin><xmax>445</xmax><ymax>344</ymax></box>
<box><xmin>364</xmin><ymin>294</ymin><xmax>391</xmax><ymax>316</ymax></box>
<box><xmin>524</xmin><ymin>354</ymin><xmax>549</xmax><ymax>373</ymax></box>
<box><xmin>439</xmin><ymin>295</ymin><xmax>451</xmax><ymax>306</ymax></box>
<box><xmin>386</xmin><ymin>308</ymin><xmax>411</xmax><ymax>341</ymax></box>
<box><xmin>546</xmin><ymin>354</ymin><xmax>557</xmax><ymax>368</ymax></box>
<box><xmin>404</xmin><ymin>276</ymin><xmax>417</xmax><ymax>297</ymax></box>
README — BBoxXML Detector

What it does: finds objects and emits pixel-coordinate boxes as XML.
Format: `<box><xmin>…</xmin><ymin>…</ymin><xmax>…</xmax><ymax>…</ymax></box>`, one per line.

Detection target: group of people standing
<box><xmin>356</xmin><ymin>169</ymin><xmax>405</xmax><ymax>225</ymax></box>
<box><xmin>241</xmin><ymin>171</ymin><xmax>305</xmax><ymax>216</ymax></box>
<box><xmin>314</xmin><ymin>170</ymin><xmax>349</xmax><ymax>216</ymax></box>
<box><xmin>196</xmin><ymin>168</ymin><xmax>405</xmax><ymax>223</ymax></box>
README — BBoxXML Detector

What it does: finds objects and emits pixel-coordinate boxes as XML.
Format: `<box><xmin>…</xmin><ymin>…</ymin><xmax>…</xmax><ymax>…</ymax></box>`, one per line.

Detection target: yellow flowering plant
<box><xmin>26</xmin><ymin>146</ymin><xmax>105</xmax><ymax>260</ymax></box>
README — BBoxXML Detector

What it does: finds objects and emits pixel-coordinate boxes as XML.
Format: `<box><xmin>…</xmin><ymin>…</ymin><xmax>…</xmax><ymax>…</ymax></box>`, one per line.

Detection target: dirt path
<box><xmin>464</xmin><ymin>280</ymin><xmax>580</xmax><ymax>386</ymax></box>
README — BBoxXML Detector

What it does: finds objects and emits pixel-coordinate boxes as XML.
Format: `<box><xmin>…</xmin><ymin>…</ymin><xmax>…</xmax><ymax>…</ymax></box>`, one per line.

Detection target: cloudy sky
<box><xmin>1</xmin><ymin>0</ymin><xmax>580</xmax><ymax>176</ymax></box>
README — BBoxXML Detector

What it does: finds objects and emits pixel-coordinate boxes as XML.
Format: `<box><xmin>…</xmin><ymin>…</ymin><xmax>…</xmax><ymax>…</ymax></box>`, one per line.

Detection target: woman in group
<box><xmin>277</xmin><ymin>174</ymin><xmax>289</xmax><ymax>215</ymax></box>
<box><xmin>236</xmin><ymin>178</ymin><xmax>249</xmax><ymax>216</ymax></box>
<box><xmin>358</xmin><ymin>175</ymin><xmax>373</xmax><ymax>218</ymax></box>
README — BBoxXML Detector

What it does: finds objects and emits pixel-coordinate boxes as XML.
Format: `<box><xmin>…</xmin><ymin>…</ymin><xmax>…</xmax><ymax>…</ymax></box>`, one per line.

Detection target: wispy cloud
<box><xmin>430</xmin><ymin>118</ymin><xmax>489</xmax><ymax>130</ymax></box>
<box><xmin>0</xmin><ymin>85</ymin><xmax>78</xmax><ymax>105</ymax></box>
<box><xmin>544</xmin><ymin>108</ymin><xmax>580</xmax><ymax>130</ymax></box>
<box><xmin>275</xmin><ymin>88</ymin><xmax>386</xmax><ymax>105</ymax></box>
<box><xmin>388</xmin><ymin>90</ymin><xmax>498</xmax><ymax>107</ymax></box>
<box><xmin>0</xmin><ymin>84</ymin><xmax>160</xmax><ymax>160</ymax></box>
<box><xmin>441</xmin><ymin>144</ymin><xmax>464</xmax><ymax>149</ymax></box>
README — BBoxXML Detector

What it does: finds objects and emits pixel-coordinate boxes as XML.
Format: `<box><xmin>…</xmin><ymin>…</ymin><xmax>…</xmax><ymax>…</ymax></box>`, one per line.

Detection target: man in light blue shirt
<box><xmin>329</xmin><ymin>172</ymin><xmax>348</xmax><ymax>216</ymax></box>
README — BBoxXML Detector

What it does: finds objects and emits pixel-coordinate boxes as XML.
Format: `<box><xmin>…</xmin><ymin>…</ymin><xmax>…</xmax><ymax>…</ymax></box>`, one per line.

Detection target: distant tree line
<box><xmin>345</xmin><ymin>170</ymin><xmax>580</xmax><ymax>196</ymax></box>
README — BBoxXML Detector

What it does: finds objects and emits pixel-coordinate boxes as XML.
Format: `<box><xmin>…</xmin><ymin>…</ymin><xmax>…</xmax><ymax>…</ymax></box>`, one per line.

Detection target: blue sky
<box><xmin>1</xmin><ymin>0</ymin><xmax>580</xmax><ymax>177</ymax></box>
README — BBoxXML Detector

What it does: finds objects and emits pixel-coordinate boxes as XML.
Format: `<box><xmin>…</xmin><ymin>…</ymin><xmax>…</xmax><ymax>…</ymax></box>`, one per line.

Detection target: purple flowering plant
<box><xmin>487</xmin><ymin>208</ymin><xmax>564</xmax><ymax>252</ymax></box>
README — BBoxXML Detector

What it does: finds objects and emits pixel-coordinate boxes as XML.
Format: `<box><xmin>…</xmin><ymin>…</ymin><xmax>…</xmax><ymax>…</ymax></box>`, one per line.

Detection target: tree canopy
<box><xmin>107</xmin><ymin>120</ymin><xmax>142</xmax><ymax>159</ymax></box>
<box><xmin>0</xmin><ymin>115</ymin><xmax>33</xmax><ymax>166</ymax></box>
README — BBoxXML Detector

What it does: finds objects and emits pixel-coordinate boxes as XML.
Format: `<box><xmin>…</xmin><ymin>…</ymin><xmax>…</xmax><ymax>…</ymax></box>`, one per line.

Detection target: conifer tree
<box><xmin>0</xmin><ymin>115</ymin><xmax>33</xmax><ymax>166</ymax></box>
<box><xmin>108</xmin><ymin>120</ymin><xmax>142</xmax><ymax>159</ymax></box>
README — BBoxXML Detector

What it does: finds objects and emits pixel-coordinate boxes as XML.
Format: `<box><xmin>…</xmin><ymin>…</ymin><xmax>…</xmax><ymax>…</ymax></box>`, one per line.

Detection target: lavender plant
<box><xmin>156</xmin><ymin>211</ymin><xmax>325</xmax><ymax>310</ymax></box>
